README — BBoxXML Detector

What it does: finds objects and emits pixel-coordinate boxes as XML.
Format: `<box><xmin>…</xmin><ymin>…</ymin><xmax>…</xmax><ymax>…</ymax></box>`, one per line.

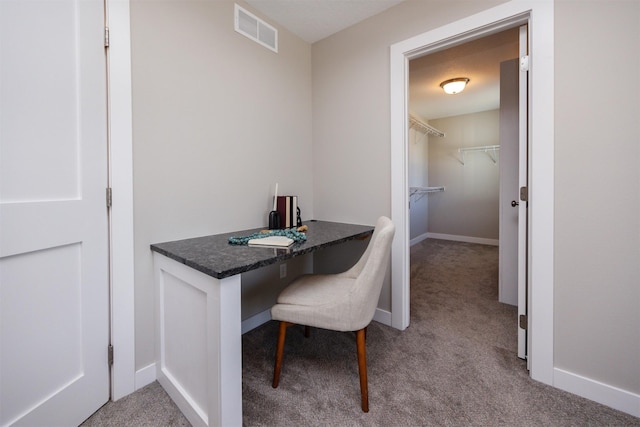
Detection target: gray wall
<box><xmin>554</xmin><ymin>0</ymin><xmax>640</xmax><ymax>394</ymax></box>
<box><xmin>311</xmin><ymin>0</ymin><xmax>507</xmax><ymax>312</ymax></box>
<box><xmin>129</xmin><ymin>0</ymin><xmax>640</xmax><ymax>400</ymax></box>
<box><xmin>130</xmin><ymin>0</ymin><xmax>313</xmax><ymax>369</ymax></box>
<box><xmin>312</xmin><ymin>0</ymin><xmax>639</xmax><ymax>399</ymax></box>
<box><xmin>427</xmin><ymin>111</ymin><xmax>500</xmax><ymax>240</ymax></box>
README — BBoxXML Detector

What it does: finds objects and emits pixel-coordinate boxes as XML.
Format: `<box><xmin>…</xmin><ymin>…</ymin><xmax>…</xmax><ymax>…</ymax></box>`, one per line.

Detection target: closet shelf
<box><xmin>457</xmin><ymin>145</ymin><xmax>499</xmax><ymax>165</ymax></box>
<box><xmin>409</xmin><ymin>115</ymin><xmax>445</xmax><ymax>138</ymax></box>
<box><xmin>410</xmin><ymin>186</ymin><xmax>445</xmax><ymax>202</ymax></box>
<box><xmin>410</xmin><ymin>186</ymin><xmax>445</xmax><ymax>195</ymax></box>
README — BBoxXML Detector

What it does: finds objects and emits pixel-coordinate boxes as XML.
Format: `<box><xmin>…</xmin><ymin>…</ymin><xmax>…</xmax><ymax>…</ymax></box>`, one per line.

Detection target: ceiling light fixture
<box><xmin>440</xmin><ymin>77</ymin><xmax>470</xmax><ymax>95</ymax></box>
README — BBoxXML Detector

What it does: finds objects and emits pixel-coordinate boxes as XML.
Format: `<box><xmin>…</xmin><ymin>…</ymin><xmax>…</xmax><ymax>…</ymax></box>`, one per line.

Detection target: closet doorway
<box><xmin>390</xmin><ymin>2</ymin><xmax>555</xmax><ymax>385</ymax></box>
<box><xmin>404</xmin><ymin>25</ymin><xmax>529</xmax><ymax>360</ymax></box>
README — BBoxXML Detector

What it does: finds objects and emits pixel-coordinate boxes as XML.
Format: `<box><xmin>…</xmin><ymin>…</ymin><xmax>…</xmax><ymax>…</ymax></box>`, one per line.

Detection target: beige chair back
<box><xmin>344</xmin><ymin>216</ymin><xmax>395</xmax><ymax>330</ymax></box>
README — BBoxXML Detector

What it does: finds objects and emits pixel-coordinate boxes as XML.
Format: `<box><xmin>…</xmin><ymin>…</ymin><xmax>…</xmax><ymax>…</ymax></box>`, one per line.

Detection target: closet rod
<box><xmin>409</xmin><ymin>115</ymin><xmax>445</xmax><ymax>138</ymax></box>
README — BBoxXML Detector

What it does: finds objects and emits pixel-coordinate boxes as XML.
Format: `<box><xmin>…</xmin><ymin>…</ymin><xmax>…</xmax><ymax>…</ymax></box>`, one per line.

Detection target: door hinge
<box><xmin>104</xmin><ymin>27</ymin><xmax>110</xmax><ymax>48</ymax></box>
<box><xmin>108</xmin><ymin>344</ymin><xmax>114</xmax><ymax>366</ymax></box>
<box><xmin>519</xmin><ymin>314</ymin><xmax>528</xmax><ymax>330</ymax></box>
<box><xmin>106</xmin><ymin>187</ymin><xmax>113</xmax><ymax>208</ymax></box>
<box><xmin>520</xmin><ymin>55</ymin><xmax>529</xmax><ymax>72</ymax></box>
<box><xmin>520</xmin><ymin>186</ymin><xmax>528</xmax><ymax>203</ymax></box>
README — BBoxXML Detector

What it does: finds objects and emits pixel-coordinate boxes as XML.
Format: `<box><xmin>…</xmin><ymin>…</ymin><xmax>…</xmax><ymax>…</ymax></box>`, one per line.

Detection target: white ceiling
<box><xmin>244</xmin><ymin>1</ymin><xmax>521</xmax><ymax>121</ymax></box>
<box><xmin>245</xmin><ymin>0</ymin><xmax>405</xmax><ymax>44</ymax></box>
<box><xmin>409</xmin><ymin>27</ymin><xmax>520</xmax><ymax>120</ymax></box>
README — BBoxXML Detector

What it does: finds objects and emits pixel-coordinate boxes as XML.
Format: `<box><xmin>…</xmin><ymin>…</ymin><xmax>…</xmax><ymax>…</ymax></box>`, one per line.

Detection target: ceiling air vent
<box><xmin>234</xmin><ymin>4</ymin><xmax>278</xmax><ymax>53</ymax></box>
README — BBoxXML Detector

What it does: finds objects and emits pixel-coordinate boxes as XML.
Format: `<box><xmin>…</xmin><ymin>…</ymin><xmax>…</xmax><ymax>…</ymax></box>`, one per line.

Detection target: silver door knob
<box><xmin>511</xmin><ymin>200</ymin><xmax>519</xmax><ymax>207</ymax></box>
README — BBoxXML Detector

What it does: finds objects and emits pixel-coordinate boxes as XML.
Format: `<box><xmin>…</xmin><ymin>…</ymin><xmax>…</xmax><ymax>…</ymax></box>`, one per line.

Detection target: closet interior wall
<box><xmin>427</xmin><ymin>110</ymin><xmax>500</xmax><ymax>242</ymax></box>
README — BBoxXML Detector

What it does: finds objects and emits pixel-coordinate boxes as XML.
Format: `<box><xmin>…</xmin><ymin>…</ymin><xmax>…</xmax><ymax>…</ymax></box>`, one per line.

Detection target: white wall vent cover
<box><xmin>234</xmin><ymin>4</ymin><xmax>278</xmax><ymax>53</ymax></box>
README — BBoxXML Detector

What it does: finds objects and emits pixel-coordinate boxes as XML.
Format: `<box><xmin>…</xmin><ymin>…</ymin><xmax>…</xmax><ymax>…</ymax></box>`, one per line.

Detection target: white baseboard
<box><xmin>373</xmin><ymin>308</ymin><xmax>392</xmax><ymax>326</ymax></box>
<box><xmin>242</xmin><ymin>309</ymin><xmax>272</xmax><ymax>334</ymax></box>
<box><xmin>135</xmin><ymin>362</ymin><xmax>157</xmax><ymax>391</ymax></box>
<box><xmin>554</xmin><ymin>367</ymin><xmax>640</xmax><ymax>418</ymax></box>
<box><xmin>410</xmin><ymin>232</ymin><xmax>429</xmax><ymax>246</ymax></box>
<box><xmin>426</xmin><ymin>232</ymin><xmax>499</xmax><ymax>246</ymax></box>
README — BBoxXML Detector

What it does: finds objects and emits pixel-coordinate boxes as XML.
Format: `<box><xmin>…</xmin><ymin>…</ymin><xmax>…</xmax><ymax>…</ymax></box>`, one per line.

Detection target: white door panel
<box><xmin>0</xmin><ymin>0</ymin><xmax>110</xmax><ymax>425</ymax></box>
<box><xmin>498</xmin><ymin>57</ymin><xmax>520</xmax><ymax>307</ymax></box>
<box><xmin>498</xmin><ymin>25</ymin><xmax>528</xmax><ymax>360</ymax></box>
<box><xmin>517</xmin><ymin>24</ymin><xmax>529</xmax><ymax>363</ymax></box>
<box><xmin>0</xmin><ymin>201</ymin><xmax>84</xmax><ymax>258</ymax></box>
<box><xmin>1</xmin><ymin>1</ymin><xmax>82</xmax><ymax>203</ymax></box>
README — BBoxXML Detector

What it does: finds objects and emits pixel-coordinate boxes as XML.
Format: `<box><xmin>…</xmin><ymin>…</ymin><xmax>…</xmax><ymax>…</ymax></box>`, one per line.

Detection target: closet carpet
<box><xmin>83</xmin><ymin>239</ymin><xmax>640</xmax><ymax>426</ymax></box>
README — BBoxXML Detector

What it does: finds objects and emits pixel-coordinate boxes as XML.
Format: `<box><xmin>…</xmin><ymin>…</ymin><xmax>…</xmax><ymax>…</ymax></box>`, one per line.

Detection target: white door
<box><xmin>498</xmin><ymin>57</ymin><xmax>520</xmax><ymax>308</ymax></box>
<box><xmin>516</xmin><ymin>25</ymin><xmax>529</xmax><ymax>362</ymax></box>
<box><xmin>0</xmin><ymin>0</ymin><xmax>110</xmax><ymax>425</ymax></box>
<box><xmin>498</xmin><ymin>25</ymin><xmax>528</xmax><ymax>360</ymax></box>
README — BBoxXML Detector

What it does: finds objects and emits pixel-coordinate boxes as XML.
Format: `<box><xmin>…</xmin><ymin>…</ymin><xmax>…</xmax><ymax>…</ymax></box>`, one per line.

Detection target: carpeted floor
<box><xmin>83</xmin><ymin>239</ymin><xmax>640</xmax><ymax>426</ymax></box>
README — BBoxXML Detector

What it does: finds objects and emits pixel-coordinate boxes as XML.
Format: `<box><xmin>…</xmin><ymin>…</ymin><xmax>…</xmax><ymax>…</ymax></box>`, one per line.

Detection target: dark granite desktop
<box><xmin>150</xmin><ymin>220</ymin><xmax>374</xmax><ymax>280</ymax></box>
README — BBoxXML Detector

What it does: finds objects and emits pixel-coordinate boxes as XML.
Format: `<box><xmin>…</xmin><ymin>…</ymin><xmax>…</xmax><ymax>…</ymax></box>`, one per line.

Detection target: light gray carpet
<box><xmin>84</xmin><ymin>239</ymin><xmax>640</xmax><ymax>426</ymax></box>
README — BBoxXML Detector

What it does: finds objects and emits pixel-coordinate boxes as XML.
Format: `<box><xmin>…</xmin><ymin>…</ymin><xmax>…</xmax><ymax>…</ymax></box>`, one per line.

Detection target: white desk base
<box><xmin>153</xmin><ymin>252</ymin><xmax>242</xmax><ymax>426</ymax></box>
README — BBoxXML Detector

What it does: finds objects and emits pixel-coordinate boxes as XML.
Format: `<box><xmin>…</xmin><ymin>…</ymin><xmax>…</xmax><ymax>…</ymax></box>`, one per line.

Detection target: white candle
<box><xmin>273</xmin><ymin>183</ymin><xmax>278</xmax><ymax>211</ymax></box>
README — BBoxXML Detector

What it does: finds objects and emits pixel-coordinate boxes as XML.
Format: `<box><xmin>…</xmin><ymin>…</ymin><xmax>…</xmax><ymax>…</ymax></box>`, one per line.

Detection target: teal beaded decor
<box><xmin>228</xmin><ymin>228</ymin><xmax>307</xmax><ymax>245</ymax></box>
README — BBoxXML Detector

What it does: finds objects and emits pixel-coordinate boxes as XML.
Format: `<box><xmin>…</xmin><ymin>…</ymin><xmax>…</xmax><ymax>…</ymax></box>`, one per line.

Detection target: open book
<box><xmin>248</xmin><ymin>235</ymin><xmax>294</xmax><ymax>247</ymax></box>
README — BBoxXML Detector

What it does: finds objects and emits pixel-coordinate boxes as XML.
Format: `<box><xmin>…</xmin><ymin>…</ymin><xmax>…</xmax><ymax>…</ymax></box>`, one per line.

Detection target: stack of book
<box><xmin>276</xmin><ymin>196</ymin><xmax>298</xmax><ymax>229</ymax></box>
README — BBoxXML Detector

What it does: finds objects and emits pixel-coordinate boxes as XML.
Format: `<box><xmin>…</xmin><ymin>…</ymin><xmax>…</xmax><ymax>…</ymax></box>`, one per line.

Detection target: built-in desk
<box><xmin>150</xmin><ymin>220</ymin><xmax>374</xmax><ymax>426</ymax></box>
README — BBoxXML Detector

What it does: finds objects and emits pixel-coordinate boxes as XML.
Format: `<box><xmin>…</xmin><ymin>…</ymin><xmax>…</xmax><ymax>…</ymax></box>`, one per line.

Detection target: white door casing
<box><xmin>105</xmin><ymin>0</ymin><xmax>136</xmax><ymax>399</ymax></box>
<box><xmin>390</xmin><ymin>0</ymin><xmax>554</xmax><ymax>385</ymax></box>
<box><xmin>0</xmin><ymin>0</ymin><xmax>110</xmax><ymax>425</ymax></box>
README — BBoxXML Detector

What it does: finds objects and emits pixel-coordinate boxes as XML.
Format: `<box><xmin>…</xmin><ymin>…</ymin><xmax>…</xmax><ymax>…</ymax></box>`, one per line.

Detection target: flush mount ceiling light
<box><xmin>440</xmin><ymin>77</ymin><xmax>470</xmax><ymax>95</ymax></box>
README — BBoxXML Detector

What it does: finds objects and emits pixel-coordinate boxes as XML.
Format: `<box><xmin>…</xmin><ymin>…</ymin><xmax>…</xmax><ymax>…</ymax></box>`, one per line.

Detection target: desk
<box><xmin>150</xmin><ymin>220</ymin><xmax>373</xmax><ymax>426</ymax></box>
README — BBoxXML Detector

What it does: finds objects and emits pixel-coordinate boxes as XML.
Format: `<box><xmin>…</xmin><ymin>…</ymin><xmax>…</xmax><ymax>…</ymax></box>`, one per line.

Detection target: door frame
<box><xmin>107</xmin><ymin>0</ymin><xmax>136</xmax><ymax>400</ymax></box>
<box><xmin>389</xmin><ymin>0</ymin><xmax>554</xmax><ymax>385</ymax></box>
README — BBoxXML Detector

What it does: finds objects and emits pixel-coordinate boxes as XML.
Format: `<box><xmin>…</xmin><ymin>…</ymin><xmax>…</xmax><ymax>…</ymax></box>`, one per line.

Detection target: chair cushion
<box><xmin>277</xmin><ymin>275</ymin><xmax>354</xmax><ymax>306</ymax></box>
<box><xmin>271</xmin><ymin>216</ymin><xmax>395</xmax><ymax>332</ymax></box>
<box><xmin>271</xmin><ymin>275</ymin><xmax>359</xmax><ymax>330</ymax></box>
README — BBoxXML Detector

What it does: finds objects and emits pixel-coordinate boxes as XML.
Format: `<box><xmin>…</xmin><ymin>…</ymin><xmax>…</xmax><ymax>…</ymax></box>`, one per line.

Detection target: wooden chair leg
<box><xmin>356</xmin><ymin>328</ymin><xmax>369</xmax><ymax>412</ymax></box>
<box><xmin>355</xmin><ymin>327</ymin><xmax>368</xmax><ymax>341</ymax></box>
<box><xmin>272</xmin><ymin>321</ymin><xmax>290</xmax><ymax>388</ymax></box>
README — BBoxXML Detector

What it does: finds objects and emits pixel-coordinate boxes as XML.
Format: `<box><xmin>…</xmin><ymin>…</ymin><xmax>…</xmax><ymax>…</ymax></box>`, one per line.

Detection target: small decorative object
<box><xmin>269</xmin><ymin>210</ymin><xmax>281</xmax><ymax>229</ymax></box>
<box><xmin>269</xmin><ymin>183</ymin><xmax>281</xmax><ymax>229</ymax></box>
